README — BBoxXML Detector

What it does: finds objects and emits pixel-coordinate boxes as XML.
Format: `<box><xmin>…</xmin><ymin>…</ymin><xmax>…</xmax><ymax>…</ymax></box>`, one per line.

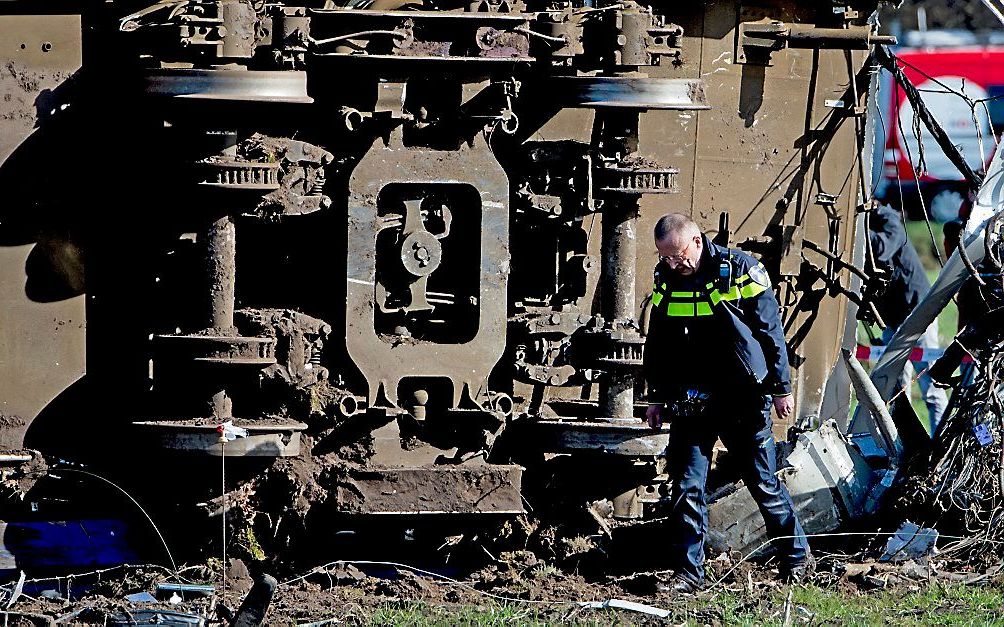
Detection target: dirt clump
<box><xmin>0</xmin><ymin>414</ymin><xmax>26</xmax><ymax>450</ymax></box>
<box><xmin>0</xmin><ymin>449</ymin><xmax>47</xmax><ymax>499</ymax></box>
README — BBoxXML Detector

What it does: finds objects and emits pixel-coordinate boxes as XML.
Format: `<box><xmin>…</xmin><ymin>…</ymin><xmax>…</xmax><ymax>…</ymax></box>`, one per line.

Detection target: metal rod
<box><xmin>205</xmin><ymin>214</ymin><xmax>237</xmax><ymax>334</ymax></box>
<box><xmin>598</xmin><ymin>110</ymin><xmax>641</xmax><ymax>421</ymax></box>
<box><xmin>0</xmin><ymin>454</ymin><xmax>33</xmax><ymax>464</ymax></box>
<box><xmin>842</xmin><ymin>349</ymin><xmax>902</xmax><ymax>461</ymax></box>
<box><xmin>203</xmin><ymin>213</ymin><xmax>236</xmax><ymax>420</ymax></box>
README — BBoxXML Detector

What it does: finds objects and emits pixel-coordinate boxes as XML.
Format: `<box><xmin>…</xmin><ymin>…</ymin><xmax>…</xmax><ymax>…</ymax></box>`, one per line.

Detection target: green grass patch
<box><xmin>789</xmin><ymin>582</ymin><xmax>1004</xmax><ymax>626</ymax></box>
<box><xmin>365</xmin><ymin>600</ymin><xmax>613</xmax><ymax>625</ymax></box>
<box><xmin>358</xmin><ymin>582</ymin><xmax>1004</xmax><ymax>625</ymax></box>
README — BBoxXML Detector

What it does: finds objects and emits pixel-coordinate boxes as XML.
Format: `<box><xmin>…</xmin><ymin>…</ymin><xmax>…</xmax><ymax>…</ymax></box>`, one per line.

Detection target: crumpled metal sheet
<box><xmin>708</xmin><ymin>421</ymin><xmax>875</xmax><ymax>555</ymax></box>
<box><xmin>880</xmin><ymin>521</ymin><xmax>938</xmax><ymax>562</ymax></box>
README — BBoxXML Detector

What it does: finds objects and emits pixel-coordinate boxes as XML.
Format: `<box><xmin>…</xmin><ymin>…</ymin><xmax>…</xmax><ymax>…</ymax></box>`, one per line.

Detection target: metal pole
<box><xmin>598</xmin><ymin>111</ymin><xmax>641</xmax><ymax>420</ymax></box>
<box><xmin>205</xmin><ymin>214</ymin><xmax>237</xmax><ymax>334</ymax></box>
<box><xmin>204</xmin><ymin>213</ymin><xmax>237</xmax><ymax>419</ymax></box>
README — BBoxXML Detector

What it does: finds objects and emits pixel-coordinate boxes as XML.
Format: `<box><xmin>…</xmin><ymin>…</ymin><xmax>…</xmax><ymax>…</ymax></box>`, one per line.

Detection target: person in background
<box><xmin>867</xmin><ymin>204</ymin><xmax>947</xmax><ymax>432</ymax></box>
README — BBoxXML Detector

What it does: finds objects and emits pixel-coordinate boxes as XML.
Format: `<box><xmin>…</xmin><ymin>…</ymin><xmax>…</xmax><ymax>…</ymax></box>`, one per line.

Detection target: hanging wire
<box><xmin>897</xmin><ymin>108</ymin><xmax>945</xmax><ymax>267</ymax></box>
<box><xmin>53</xmin><ymin>468</ymin><xmax>177</xmax><ymax>573</ymax></box>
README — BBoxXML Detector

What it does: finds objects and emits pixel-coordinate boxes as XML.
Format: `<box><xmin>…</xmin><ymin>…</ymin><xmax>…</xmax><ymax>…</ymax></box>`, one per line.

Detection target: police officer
<box><xmin>642</xmin><ymin>213</ymin><xmax>810</xmax><ymax>591</ymax></box>
<box><xmin>867</xmin><ymin>204</ymin><xmax>947</xmax><ymax>432</ymax></box>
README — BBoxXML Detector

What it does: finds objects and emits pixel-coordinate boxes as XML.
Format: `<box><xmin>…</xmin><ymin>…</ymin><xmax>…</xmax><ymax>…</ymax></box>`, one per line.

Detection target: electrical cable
<box><xmin>52</xmin><ymin>467</ymin><xmax>177</xmax><ymax>573</ymax></box>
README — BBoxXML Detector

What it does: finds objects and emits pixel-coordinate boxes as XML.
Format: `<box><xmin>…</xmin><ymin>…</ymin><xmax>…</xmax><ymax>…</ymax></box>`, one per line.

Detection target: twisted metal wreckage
<box><xmin>0</xmin><ymin>0</ymin><xmax>1000</xmax><ymax>578</ymax></box>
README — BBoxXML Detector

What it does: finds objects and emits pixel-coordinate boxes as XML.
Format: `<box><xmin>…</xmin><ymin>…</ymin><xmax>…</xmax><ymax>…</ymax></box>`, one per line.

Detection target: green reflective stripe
<box><xmin>665</xmin><ymin>301</ymin><xmax>714</xmax><ymax>317</ymax></box>
<box><xmin>656</xmin><ymin>265</ymin><xmax>770</xmax><ymax>317</ymax></box>
<box><xmin>739</xmin><ymin>282</ymin><xmax>767</xmax><ymax>298</ymax></box>
<box><xmin>709</xmin><ymin>286</ymin><xmax>740</xmax><ymax>304</ymax></box>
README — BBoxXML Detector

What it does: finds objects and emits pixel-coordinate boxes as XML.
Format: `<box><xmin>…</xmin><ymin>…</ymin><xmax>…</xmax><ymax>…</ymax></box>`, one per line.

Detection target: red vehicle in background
<box><xmin>878</xmin><ymin>45</ymin><xmax>1004</xmax><ymax>221</ymax></box>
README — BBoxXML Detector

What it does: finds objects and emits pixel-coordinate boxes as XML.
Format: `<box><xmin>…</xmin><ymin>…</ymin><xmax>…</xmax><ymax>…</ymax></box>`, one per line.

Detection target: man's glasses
<box><xmin>659</xmin><ymin>238</ymin><xmax>695</xmax><ymax>264</ymax></box>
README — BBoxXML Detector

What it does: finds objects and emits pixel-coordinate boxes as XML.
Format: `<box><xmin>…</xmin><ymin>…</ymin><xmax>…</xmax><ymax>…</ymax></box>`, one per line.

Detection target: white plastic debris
<box><xmin>1</xmin><ymin>571</ymin><xmax>25</xmax><ymax>608</ymax></box>
<box><xmin>579</xmin><ymin>599</ymin><xmax>671</xmax><ymax>618</ymax></box>
<box><xmin>216</xmin><ymin>421</ymin><xmax>249</xmax><ymax>442</ymax></box>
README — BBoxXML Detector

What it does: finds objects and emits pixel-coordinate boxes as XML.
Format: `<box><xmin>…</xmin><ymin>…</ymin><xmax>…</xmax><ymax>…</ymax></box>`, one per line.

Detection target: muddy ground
<box><xmin>3</xmin><ymin>541</ymin><xmax>1001</xmax><ymax>625</ymax></box>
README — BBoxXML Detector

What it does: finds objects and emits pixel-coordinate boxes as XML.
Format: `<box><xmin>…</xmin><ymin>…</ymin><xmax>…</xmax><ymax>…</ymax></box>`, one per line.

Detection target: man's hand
<box><xmin>773</xmin><ymin>394</ymin><xmax>794</xmax><ymax>419</ymax></box>
<box><xmin>645</xmin><ymin>403</ymin><xmax>664</xmax><ymax>429</ymax></box>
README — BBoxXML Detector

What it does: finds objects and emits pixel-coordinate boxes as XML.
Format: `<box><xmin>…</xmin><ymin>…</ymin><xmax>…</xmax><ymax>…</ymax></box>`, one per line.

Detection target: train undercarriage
<box><xmin>1</xmin><ymin>0</ymin><xmax>887</xmax><ymax>568</ymax></box>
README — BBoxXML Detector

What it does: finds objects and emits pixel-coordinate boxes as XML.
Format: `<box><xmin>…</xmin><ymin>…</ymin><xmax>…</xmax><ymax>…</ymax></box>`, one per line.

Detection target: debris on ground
<box><xmin>880</xmin><ymin>522</ymin><xmax>939</xmax><ymax>562</ymax></box>
<box><xmin>0</xmin><ymin>449</ymin><xmax>47</xmax><ymax>501</ymax></box>
<box><xmin>1</xmin><ymin>540</ymin><xmax>1002</xmax><ymax>625</ymax></box>
<box><xmin>578</xmin><ymin>598</ymin><xmax>671</xmax><ymax>618</ymax></box>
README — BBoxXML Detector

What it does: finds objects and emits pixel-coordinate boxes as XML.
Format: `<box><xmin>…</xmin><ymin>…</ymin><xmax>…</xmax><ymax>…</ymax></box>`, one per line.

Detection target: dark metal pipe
<box><xmin>203</xmin><ymin>213</ymin><xmax>237</xmax><ymax>419</ymax></box>
<box><xmin>205</xmin><ymin>214</ymin><xmax>237</xmax><ymax>334</ymax></box>
<box><xmin>597</xmin><ymin>110</ymin><xmax>641</xmax><ymax>420</ymax></box>
<box><xmin>600</xmin><ymin>201</ymin><xmax>638</xmax><ymax>327</ymax></box>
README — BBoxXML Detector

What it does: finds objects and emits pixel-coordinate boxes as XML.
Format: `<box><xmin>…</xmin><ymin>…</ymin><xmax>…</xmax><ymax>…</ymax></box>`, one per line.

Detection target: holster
<box><xmin>669</xmin><ymin>388</ymin><xmax>711</xmax><ymax>417</ymax></box>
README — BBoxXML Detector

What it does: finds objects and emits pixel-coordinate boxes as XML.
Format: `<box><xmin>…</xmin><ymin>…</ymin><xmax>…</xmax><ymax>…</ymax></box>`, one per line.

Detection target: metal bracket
<box><xmin>736</xmin><ymin>19</ymin><xmax>896</xmax><ymax>66</ymax></box>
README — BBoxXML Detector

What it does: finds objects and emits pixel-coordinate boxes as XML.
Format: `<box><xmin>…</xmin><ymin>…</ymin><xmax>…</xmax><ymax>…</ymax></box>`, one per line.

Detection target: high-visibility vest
<box><xmin>651</xmin><ymin>270</ymin><xmax>768</xmax><ymax>317</ymax></box>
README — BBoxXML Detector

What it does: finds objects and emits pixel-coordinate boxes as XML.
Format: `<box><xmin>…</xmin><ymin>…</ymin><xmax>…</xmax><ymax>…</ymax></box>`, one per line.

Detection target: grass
<box><xmin>355</xmin><ymin>582</ymin><xmax>1004</xmax><ymax>625</ymax></box>
<box><xmin>788</xmin><ymin>582</ymin><xmax>1004</xmax><ymax>626</ymax></box>
<box><xmin>367</xmin><ymin>601</ymin><xmax>618</xmax><ymax>625</ymax></box>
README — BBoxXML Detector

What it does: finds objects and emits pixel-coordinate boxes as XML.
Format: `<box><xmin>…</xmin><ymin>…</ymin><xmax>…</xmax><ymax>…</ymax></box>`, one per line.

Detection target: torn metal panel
<box><xmin>783</xmin><ymin>421</ymin><xmax>877</xmax><ymax>521</ymax></box>
<box><xmin>333</xmin><ymin>465</ymin><xmax>524</xmax><ymax>515</ymax></box>
<box><xmin>708</xmin><ymin>421</ymin><xmax>874</xmax><ymax>554</ymax></box>
<box><xmin>880</xmin><ymin>522</ymin><xmax>938</xmax><ymax>562</ymax></box>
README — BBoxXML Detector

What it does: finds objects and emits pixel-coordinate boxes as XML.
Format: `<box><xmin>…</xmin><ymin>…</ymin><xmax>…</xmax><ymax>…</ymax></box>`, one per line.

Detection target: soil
<box><xmin>0</xmin><ymin>449</ymin><xmax>47</xmax><ymax>498</ymax></box>
<box><xmin>0</xmin><ymin>415</ymin><xmax>27</xmax><ymax>451</ymax></box>
<box><xmin>4</xmin><ymin>548</ymin><xmax>993</xmax><ymax>625</ymax></box>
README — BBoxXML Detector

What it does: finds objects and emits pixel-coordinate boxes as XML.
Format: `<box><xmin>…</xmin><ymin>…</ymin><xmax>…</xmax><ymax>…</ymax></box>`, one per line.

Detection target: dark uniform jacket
<box><xmin>643</xmin><ymin>235</ymin><xmax>791</xmax><ymax>402</ymax></box>
<box><xmin>868</xmin><ymin>204</ymin><xmax>932</xmax><ymax>330</ymax></box>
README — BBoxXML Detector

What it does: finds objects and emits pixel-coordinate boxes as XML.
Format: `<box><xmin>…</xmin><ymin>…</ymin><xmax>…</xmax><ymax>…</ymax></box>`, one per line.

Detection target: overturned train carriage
<box><xmin>1</xmin><ymin>0</ymin><xmax>884</xmax><ymax>558</ymax></box>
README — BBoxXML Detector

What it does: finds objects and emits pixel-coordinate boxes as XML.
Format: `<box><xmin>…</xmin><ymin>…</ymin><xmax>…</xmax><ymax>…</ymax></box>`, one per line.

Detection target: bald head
<box><xmin>654</xmin><ymin>213</ymin><xmax>700</xmax><ymax>243</ymax></box>
<box><xmin>654</xmin><ymin>213</ymin><xmax>703</xmax><ymax>276</ymax></box>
